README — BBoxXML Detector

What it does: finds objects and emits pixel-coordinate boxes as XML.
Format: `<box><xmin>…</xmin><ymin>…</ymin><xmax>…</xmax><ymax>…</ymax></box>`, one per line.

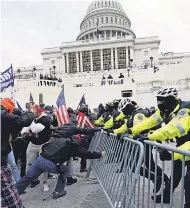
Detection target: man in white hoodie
<box><xmin>21</xmin><ymin>104</ymin><xmax>52</xmax><ymax>192</ymax></box>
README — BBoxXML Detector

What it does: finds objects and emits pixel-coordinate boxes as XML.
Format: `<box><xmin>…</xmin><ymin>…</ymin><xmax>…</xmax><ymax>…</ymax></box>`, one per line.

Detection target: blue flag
<box><xmin>15</xmin><ymin>101</ymin><xmax>23</xmax><ymax>111</ymax></box>
<box><xmin>0</xmin><ymin>66</ymin><xmax>14</xmax><ymax>92</ymax></box>
<box><xmin>77</xmin><ymin>94</ymin><xmax>86</xmax><ymax>110</ymax></box>
<box><xmin>29</xmin><ymin>92</ymin><xmax>34</xmax><ymax>103</ymax></box>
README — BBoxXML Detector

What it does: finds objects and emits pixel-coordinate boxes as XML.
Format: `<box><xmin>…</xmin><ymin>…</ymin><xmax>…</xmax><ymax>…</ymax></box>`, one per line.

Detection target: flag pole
<box><xmin>10</xmin><ymin>64</ymin><xmax>15</xmax><ymax>101</ymax></box>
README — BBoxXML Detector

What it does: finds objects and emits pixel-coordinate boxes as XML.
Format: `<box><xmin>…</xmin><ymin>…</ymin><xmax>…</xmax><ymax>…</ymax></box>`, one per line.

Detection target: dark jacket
<box><xmin>1</xmin><ymin>109</ymin><xmax>35</xmax><ymax>166</ymax></box>
<box><xmin>51</xmin><ymin>122</ymin><xmax>99</xmax><ymax>140</ymax></box>
<box><xmin>40</xmin><ymin>123</ymin><xmax>101</xmax><ymax>164</ymax></box>
<box><xmin>28</xmin><ymin>115</ymin><xmax>52</xmax><ymax>145</ymax></box>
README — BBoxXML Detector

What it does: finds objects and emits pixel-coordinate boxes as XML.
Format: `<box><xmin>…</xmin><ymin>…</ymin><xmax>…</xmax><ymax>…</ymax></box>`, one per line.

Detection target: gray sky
<box><xmin>1</xmin><ymin>0</ymin><xmax>190</xmax><ymax>71</ymax></box>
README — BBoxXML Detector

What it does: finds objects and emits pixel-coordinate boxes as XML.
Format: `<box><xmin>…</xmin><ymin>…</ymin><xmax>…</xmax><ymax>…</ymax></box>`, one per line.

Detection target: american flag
<box><xmin>77</xmin><ymin>112</ymin><xmax>95</xmax><ymax>128</ymax></box>
<box><xmin>77</xmin><ymin>94</ymin><xmax>86</xmax><ymax>110</ymax></box>
<box><xmin>54</xmin><ymin>89</ymin><xmax>70</xmax><ymax>126</ymax></box>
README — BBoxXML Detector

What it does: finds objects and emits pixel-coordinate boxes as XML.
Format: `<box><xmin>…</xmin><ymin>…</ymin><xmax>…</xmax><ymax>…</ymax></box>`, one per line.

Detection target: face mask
<box><xmin>157</xmin><ymin>100</ymin><xmax>166</xmax><ymax>113</ymax></box>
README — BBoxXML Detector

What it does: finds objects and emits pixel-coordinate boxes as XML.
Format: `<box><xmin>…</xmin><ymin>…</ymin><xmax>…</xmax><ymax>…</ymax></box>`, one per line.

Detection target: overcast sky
<box><xmin>1</xmin><ymin>0</ymin><xmax>190</xmax><ymax>71</ymax></box>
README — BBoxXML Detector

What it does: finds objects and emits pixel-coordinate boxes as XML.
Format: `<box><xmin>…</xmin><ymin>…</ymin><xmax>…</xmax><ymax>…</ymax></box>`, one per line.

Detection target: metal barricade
<box><xmin>86</xmin><ymin>131</ymin><xmax>144</xmax><ymax>208</ymax></box>
<box><xmin>133</xmin><ymin>140</ymin><xmax>190</xmax><ymax>208</ymax></box>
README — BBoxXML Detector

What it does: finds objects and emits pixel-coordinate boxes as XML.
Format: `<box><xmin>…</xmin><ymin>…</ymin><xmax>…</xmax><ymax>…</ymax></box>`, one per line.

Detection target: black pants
<box><xmin>120</xmin><ymin>144</ymin><xmax>169</xmax><ymax>183</ymax></box>
<box><xmin>12</xmin><ymin>139</ymin><xmax>29</xmax><ymax>177</ymax></box>
<box><xmin>172</xmin><ymin>160</ymin><xmax>190</xmax><ymax>204</ymax></box>
<box><xmin>140</xmin><ymin>145</ymin><xmax>169</xmax><ymax>182</ymax></box>
<box><xmin>80</xmin><ymin>134</ymin><xmax>93</xmax><ymax>169</ymax></box>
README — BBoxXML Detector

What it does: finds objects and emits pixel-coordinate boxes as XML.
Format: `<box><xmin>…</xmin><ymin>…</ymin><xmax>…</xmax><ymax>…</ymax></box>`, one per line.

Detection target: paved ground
<box><xmin>20</xmin><ymin>160</ymin><xmax>111</xmax><ymax>208</ymax></box>
<box><xmin>20</xmin><ymin>142</ymin><xmax>185</xmax><ymax>208</ymax></box>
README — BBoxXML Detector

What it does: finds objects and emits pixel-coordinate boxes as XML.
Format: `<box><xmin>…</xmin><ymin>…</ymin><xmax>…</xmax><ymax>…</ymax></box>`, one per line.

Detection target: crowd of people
<box><xmin>1</xmin><ymin>86</ymin><xmax>190</xmax><ymax>208</ymax></box>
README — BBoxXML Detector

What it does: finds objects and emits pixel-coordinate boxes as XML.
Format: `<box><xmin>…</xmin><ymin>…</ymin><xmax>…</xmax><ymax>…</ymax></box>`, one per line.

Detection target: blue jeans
<box><xmin>8</xmin><ymin>151</ymin><xmax>21</xmax><ymax>183</ymax></box>
<box><xmin>16</xmin><ymin>155</ymin><xmax>69</xmax><ymax>194</ymax></box>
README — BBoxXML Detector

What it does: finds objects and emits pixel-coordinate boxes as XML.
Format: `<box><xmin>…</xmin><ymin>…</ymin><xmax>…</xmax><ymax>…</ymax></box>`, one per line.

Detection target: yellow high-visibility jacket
<box><xmin>113</xmin><ymin>108</ymin><xmax>151</xmax><ymax>135</ymax></box>
<box><xmin>94</xmin><ymin>116</ymin><xmax>104</xmax><ymax>126</ymax></box>
<box><xmin>115</xmin><ymin>112</ymin><xmax>126</xmax><ymax>122</ymax></box>
<box><xmin>103</xmin><ymin>112</ymin><xmax>126</xmax><ymax>129</ymax></box>
<box><xmin>130</xmin><ymin>100</ymin><xmax>190</xmax><ymax>161</ymax></box>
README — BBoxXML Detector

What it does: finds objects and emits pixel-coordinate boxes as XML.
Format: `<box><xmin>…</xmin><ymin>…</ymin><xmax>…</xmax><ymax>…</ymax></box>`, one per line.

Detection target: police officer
<box><xmin>108</xmin><ymin>98</ymin><xmax>169</xmax><ymax>193</ymax></box>
<box><xmin>127</xmin><ymin>87</ymin><xmax>190</xmax><ymax>207</ymax></box>
<box><xmin>94</xmin><ymin>102</ymin><xmax>115</xmax><ymax>127</ymax></box>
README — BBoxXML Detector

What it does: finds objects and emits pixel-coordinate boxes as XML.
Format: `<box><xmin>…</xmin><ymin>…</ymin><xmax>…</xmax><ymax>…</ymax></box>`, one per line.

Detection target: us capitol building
<box><xmin>6</xmin><ymin>0</ymin><xmax>190</xmax><ymax>108</ymax></box>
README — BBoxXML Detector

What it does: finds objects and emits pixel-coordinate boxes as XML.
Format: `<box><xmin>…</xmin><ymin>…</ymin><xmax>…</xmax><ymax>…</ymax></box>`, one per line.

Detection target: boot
<box><xmin>30</xmin><ymin>179</ymin><xmax>40</xmax><ymax>188</ymax></box>
<box><xmin>151</xmin><ymin>188</ymin><xmax>170</xmax><ymax>203</ymax></box>
<box><xmin>53</xmin><ymin>190</ymin><xmax>67</xmax><ymax>199</ymax></box>
<box><xmin>66</xmin><ymin>177</ymin><xmax>77</xmax><ymax>185</ymax></box>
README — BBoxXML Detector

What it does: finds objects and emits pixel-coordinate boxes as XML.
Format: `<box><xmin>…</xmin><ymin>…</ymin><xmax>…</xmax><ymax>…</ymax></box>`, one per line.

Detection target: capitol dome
<box><xmin>76</xmin><ymin>0</ymin><xmax>136</xmax><ymax>41</ymax></box>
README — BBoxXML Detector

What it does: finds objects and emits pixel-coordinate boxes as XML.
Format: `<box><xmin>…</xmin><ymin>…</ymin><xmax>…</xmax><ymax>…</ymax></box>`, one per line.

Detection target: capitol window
<box><xmin>93</xmin><ymin>19</ymin><xmax>95</xmax><ymax>25</ymax></box>
<box><xmin>123</xmin><ymin>19</ymin><xmax>125</xmax><ymax>25</ymax></box>
<box><xmin>106</xmin><ymin>17</ymin><xmax>108</xmax><ymax>23</ymax></box>
<box><xmin>115</xmin><ymin>17</ymin><xmax>117</xmax><ymax>23</ymax></box>
<box><xmin>119</xmin><ymin>19</ymin><xmax>121</xmax><ymax>25</ymax></box>
<box><xmin>111</xmin><ymin>17</ymin><xmax>113</xmax><ymax>23</ymax></box>
<box><xmin>89</xmin><ymin>20</ymin><xmax>91</xmax><ymax>27</ymax></box>
<box><xmin>97</xmin><ymin>18</ymin><xmax>99</xmax><ymax>24</ymax></box>
<box><xmin>101</xmin><ymin>17</ymin><xmax>104</xmax><ymax>24</ymax></box>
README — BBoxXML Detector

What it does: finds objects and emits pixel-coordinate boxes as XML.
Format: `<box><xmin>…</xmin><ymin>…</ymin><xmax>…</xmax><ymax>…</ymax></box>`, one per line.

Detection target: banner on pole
<box><xmin>0</xmin><ymin>66</ymin><xmax>14</xmax><ymax>93</ymax></box>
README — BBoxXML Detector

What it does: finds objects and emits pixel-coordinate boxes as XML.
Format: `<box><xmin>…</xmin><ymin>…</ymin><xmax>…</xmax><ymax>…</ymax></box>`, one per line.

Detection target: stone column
<box><xmin>130</xmin><ymin>46</ymin><xmax>134</xmax><ymax>62</ymax></box>
<box><xmin>66</xmin><ymin>53</ymin><xmax>69</xmax><ymax>73</ymax></box>
<box><xmin>62</xmin><ymin>53</ymin><xmax>65</xmax><ymax>74</ymax></box>
<box><xmin>76</xmin><ymin>52</ymin><xmax>79</xmax><ymax>72</ymax></box>
<box><xmin>90</xmin><ymin>50</ymin><xmax>93</xmax><ymax>71</ymax></box>
<box><xmin>115</xmin><ymin>48</ymin><xmax>118</xmax><ymax>69</ymax></box>
<box><xmin>126</xmin><ymin>47</ymin><xmax>129</xmax><ymax>68</ymax></box>
<box><xmin>100</xmin><ymin>49</ymin><xmax>103</xmax><ymax>71</ymax></box>
<box><xmin>110</xmin><ymin>30</ymin><xmax>112</xmax><ymax>38</ymax></box>
<box><xmin>111</xmin><ymin>48</ymin><xmax>114</xmax><ymax>70</ymax></box>
<box><xmin>80</xmin><ymin>51</ymin><xmax>83</xmax><ymax>72</ymax></box>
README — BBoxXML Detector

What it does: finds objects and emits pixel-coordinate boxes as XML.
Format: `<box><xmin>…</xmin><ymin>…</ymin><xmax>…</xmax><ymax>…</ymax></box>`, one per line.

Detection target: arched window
<box><xmin>97</xmin><ymin>18</ymin><xmax>99</xmax><ymax>25</ymax></box>
<box><xmin>111</xmin><ymin>17</ymin><xmax>113</xmax><ymax>23</ymax></box>
<box><xmin>89</xmin><ymin>20</ymin><xmax>91</xmax><ymax>27</ymax></box>
<box><xmin>115</xmin><ymin>17</ymin><xmax>117</xmax><ymax>23</ymax></box>
<box><xmin>119</xmin><ymin>19</ymin><xmax>121</xmax><ymax>25</ymax></box>
<box><xmin>106</xmin><ymin>17</ymin><xmax>108</xmax><ymax>23</ymax></box>
<box><xmin>101</xmin><ymin>17</ymin><xmax>104</xmax><ymax>24</ymax></box>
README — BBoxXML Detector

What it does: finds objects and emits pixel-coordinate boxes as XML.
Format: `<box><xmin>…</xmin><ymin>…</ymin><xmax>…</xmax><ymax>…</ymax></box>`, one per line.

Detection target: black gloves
<box><xmin>126</xmin><ymin>129</ymin><xmax>132</xmax><ymax>135</ymax></box>
<box><xmin>133</xmin><ymin>134</ymin><xmax>149</xmax><ymax>143</ymax></box>
<box><xmin>104</xmin><ymin>129</ymin><xmax>114</xmax><ymax>136</ymax></box>
<box><xmin>159</xmin><ymin>149</ymin><xmax>172</xmax><ymax>161</ymax></box>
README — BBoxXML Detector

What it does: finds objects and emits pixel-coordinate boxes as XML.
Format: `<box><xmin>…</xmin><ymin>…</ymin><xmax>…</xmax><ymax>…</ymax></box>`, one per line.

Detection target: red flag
<box><xmin>54</xmin><ymin>89</ymin><xmax>70</xmax><ymax>126</ymax></box>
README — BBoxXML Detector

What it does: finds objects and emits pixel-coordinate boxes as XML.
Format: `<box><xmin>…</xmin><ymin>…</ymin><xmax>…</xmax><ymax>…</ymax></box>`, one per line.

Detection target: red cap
<box><xmin>34</xmin><ymin>104</ymin><xmax>45</xmax><ymax>113</ymax></box>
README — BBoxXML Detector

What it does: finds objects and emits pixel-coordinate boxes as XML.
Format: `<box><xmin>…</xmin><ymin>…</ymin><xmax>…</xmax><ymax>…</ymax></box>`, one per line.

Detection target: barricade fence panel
<box><xmin>86</xmin><ymin>132</ymin><xmax>190</xmax><ymax>208</ymax></box>
<box><xmin>136</xmin><ymin>140</ymin><xmax>190</xmax><ymax>208</ymax></box>
<box><xmin>86</xmin><ymin>131</ymin><xmax>144</xmax><ymax>208</ymax></box>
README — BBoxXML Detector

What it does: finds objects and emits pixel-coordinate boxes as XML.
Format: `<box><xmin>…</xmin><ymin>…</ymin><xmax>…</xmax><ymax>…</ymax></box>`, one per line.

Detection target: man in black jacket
<box><xmin>1</xmin><ymin>98</ymin><xmax>34</xmax><ymax>208</ymax></box>
<box><xmin>16</xmin><ymin>121</ymin><xmax>103</xmax><ymax>199</ymax></box>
